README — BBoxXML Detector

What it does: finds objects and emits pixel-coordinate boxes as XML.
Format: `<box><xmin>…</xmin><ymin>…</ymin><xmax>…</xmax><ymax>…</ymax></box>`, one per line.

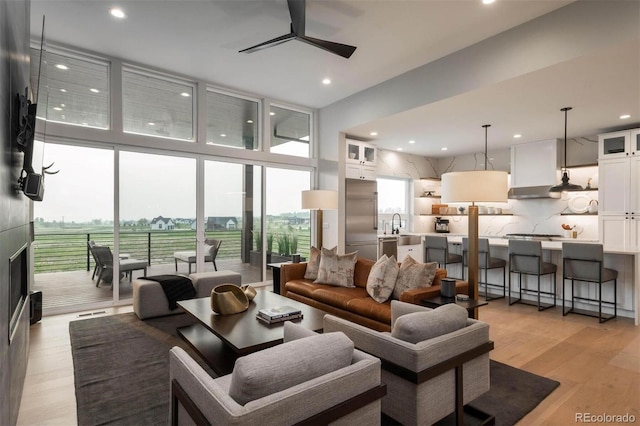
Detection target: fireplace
<box><xmin>9</xmin><ymin>243</ymin><xmax>28</xmax><ymax>343</ymax></box>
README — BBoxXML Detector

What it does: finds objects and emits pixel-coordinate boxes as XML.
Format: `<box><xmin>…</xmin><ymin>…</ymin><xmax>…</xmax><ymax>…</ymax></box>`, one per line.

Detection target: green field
<box><xmin>33</xmin><ymin>225</ymin><xmax>311</xmax><ymax>273</ymax></box>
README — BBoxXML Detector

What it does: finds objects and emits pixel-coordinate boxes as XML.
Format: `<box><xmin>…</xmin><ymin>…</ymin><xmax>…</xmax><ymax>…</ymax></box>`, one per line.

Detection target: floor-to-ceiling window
<box><xmin>30</xmin><ymin>45</ymin><xmax>317</xmax><ymax>315</ymax></box>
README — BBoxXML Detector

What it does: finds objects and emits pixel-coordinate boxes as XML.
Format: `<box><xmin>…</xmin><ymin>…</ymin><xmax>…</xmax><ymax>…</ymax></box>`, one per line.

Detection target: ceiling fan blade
<box><xmin>298</xmin><ymin>35</ymin><xmax>357</xmax><ymax>58</ymax></box>
<box><xmin>287</xmin><ymin>0</ymin><xmax>305</xmax><ymax>35</ymax></box>
<box><xmin>239</xmin><ymin>32</ymin><xmax>296</xmax><ymax>54</ymax></box>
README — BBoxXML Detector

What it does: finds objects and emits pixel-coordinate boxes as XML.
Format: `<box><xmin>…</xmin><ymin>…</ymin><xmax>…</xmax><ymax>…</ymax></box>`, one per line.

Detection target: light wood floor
<box><xmin>17</xmin><ymin>297</ymin><xmax>639</xmax><ymax>425</ymax></box>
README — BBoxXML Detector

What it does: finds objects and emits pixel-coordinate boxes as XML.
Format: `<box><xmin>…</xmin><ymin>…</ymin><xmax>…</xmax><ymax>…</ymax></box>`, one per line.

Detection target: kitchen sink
<box><xmin>397</xmin><ymin>235</ymin><xmax>422</xmax><ymax>246</ymax></box>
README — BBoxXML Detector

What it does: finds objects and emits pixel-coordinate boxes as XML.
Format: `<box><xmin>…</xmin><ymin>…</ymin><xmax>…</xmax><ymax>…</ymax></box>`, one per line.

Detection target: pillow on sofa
<box><xmin>304</xmin><ymin>246</ymin><xmax>337</xmax><ymax>280</ymax></box>
<box><xmin>314</xmin><ymin>248</ymin><xmax>358</xmax><ymax>288</ymax></box>
<box><xmin>391</xmin><ymin>304</ymin><xmax>468</xmax><ymax>344</ymax></box>
<box><xmin>392</xmin><ymin>255</ymin><xmax>437</xmax><ymax>300</ymax></box>
<box><xmin>366</xmin><ymin>254</ymin><xmax>399</xmax><ymax>303</ymax></box>
<box><xmin>229</xmin><ymin>331</ymin><xmax>354</xmax><ymax>405</ymax></box>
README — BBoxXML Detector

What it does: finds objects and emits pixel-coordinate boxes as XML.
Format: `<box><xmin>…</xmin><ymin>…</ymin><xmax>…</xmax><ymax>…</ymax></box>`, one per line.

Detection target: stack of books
<box><xmin>256</xmin><ymin>305</ymin><xmax>303</xmax><ymax>324</ymax></box>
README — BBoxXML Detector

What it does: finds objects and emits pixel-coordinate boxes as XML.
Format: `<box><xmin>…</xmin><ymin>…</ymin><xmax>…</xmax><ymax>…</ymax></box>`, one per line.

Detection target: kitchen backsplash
<box><xmin>377</xmin><ymin>148</ymin><xmax>599</xmax><ymax>240</ymax></box>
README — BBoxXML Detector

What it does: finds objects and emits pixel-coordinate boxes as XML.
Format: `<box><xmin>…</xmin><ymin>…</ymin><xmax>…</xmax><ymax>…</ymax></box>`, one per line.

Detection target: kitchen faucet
<box><xmin>391</xmin><ymin>213</ymin><xmax>402</xmax><ymax>235</ymax></box>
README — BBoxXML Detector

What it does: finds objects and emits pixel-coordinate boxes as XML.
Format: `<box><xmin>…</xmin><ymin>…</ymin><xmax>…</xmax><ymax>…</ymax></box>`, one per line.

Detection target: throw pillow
<box><xmin>366</xmin><ymin>254</ymin><xmax>399</xmax><ymax>303</ymax></box>
<box><xmin>304</xmin><ymin>246</ymin><xmax>337</xmax><ymax>280</ymax></box>
<box><xmin>391</xmin><ymin>304</ymin><xmax>468</xmax><ymax>344</ymax></box>
<box><xmin>392</xmin><ymin>255</ymin><xmax>437</xmax><ymax>299</ymax></box>
<box><xmin>314</xmin><ymin>248</ymin><xmax>358</xmax><ymax>287</ymax></box>
<box><xmin>228</xmin><ymin>332</ymin><xmax>354</xmax><ymax>405</ymax></box>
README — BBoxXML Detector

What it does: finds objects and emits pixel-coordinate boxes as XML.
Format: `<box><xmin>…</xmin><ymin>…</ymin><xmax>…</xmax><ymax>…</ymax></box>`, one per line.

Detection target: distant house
<box><xmin>173</xmin><ymin>218</ymin><xmax>193</xmax><ymax>226</ymax></box>
<box><xmin>284</xmin><ymin>216</ymin><xmax>306</xmax><ymax>226</ymax></box>
<box><xmin>206</xmin><ymin>216</ymin><xmax>238</xmax><ymax>231</ymax></box>
<box><xmin>150</xmin><ymin>216</ymin><xmax>175</xmax><ymax>230</ymax></box>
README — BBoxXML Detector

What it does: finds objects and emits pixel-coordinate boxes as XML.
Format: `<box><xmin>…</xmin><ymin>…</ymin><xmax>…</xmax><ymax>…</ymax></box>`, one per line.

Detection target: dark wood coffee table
<box><xmin>177</xmin><ymin>290</ymin><xmax>326</xmax><ymax>375</ymax></box>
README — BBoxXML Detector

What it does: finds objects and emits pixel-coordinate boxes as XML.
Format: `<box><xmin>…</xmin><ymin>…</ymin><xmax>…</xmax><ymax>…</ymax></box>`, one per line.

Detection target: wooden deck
<box><xmin>33</xmin><ymin>259</ymin><xmax>271</xmax><ymax>314</ymax></box>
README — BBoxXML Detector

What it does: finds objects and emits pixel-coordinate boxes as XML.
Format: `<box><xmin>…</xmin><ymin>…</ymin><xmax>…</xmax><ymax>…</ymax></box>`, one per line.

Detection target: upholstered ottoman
<box><xmin>133</xmin><ymin>270</ymin><xmax>242</xmax><ymax>319</ymax></box>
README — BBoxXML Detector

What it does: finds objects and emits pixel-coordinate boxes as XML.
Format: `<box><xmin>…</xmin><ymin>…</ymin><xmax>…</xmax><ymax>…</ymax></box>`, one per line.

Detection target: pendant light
<box><xmin>482</xmin><ymin>124</ymin><xmax>490</xmax><ymax>170</ymax></box>
<box><xmin>549</xmin><ymin>107</ymin><xmax>583</xmax><ymax>192</ymax></box>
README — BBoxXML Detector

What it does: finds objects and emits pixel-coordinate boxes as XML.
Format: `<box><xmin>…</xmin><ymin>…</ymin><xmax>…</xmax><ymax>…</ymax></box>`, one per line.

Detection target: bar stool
<box><xmin>508</xmin><ymin>239</ymin><xmax>557</xmax><ymax>311</ymax></box>
<box><xmin>425</xmin><ymin>235</ymin><xmax>463</xmax><ymax>279</ymax></box>
<box><xmin>562</xmin><ymin>242</ymin><xmax>617</xmax><ymax>323</ymax></box>
<box><xmin>462</xmin><ymin>237</ymin><xmax>506</xmax><ymax>300</ymax></box>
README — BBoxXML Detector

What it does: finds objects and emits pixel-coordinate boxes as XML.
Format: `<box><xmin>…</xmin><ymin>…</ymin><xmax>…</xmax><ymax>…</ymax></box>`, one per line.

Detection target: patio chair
<box><xmin>92</xmin><ymin>245</ymin><xmax>147</xmax><ymax>287</ymax></box>
<box><xmin>173</xmin><ymin>238</ymin><xmax>222</xmax><ymax>273</ymax></box>
<box><xmin>87</xmin><ymin>240</ymin><xmax>100</xmax><ymax>280</ymax></box>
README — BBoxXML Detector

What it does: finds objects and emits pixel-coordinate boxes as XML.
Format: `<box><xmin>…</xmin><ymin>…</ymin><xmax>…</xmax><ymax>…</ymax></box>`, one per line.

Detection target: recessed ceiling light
<box><xmin>270</xmin><ymin>112</ymin><xmax>275</xmax><ymax>116</ymax></box>
<box><xmin>620</xmin><ymin>114</ymin><xmax>631</xmax><ymax>119</ymax></box>
<box><xmin>60</xmin><ymin>88</ymin><xmax>67</xmax><ymax>92</ymax></box>
<box><xmin>220</xmin><ymin>133</ymin><xmax>226</xmax><ymax>137</ymax></box>
<box><xmin>55</xmin><ymin>64</ymin><xmax>69</xmax><ymax>70</ymax></box>
<box><xmin>90</xmin><ymin>88</ymin><xmax>100</xmax><ymax>93</ymax></box>
<box><xmin>60</xmin><ymin>104</ymin><xmax>65</xmax><ymax>107</ymax></box>
<box><xmin>409</xmin><ymin>140</ymin><xmax>415</xmax><ymax>144</ymax></box>
<box><xmin>441</xmin><ymin>147</ymin><xmax>448</xmax><ymax>151</ymax></box>
<box><xmin>53</xmin><ymin>107</ymin><xmax>62</xmax><ymax>111</ymax></box>
<box><xmin>322</xmin><ymin>78</ymin><xmax>331</xmax><ymax>85</ymax></box>
<box><xmin>370</xmin><ymin>131</ymin><xmax>378</xmax><ymax>136</ymax></box>
<box><xmin>514</xmin><ymin>134</ymin><xmax>522</xmax><ymax>138</ymax></box>
<box><xmin>110</xmin><ymin>8</ymin><xmax>126</xmax><ymax>19</ymax></box>
<box><xmin>180</xmin><ymin>92</ymin><xmax>190</xmax><ymax>97</ymax></box>
<box><xmin>148</xmin><ymin>122</ymin><xmax>155</xmax><ymax>126</ymax></box>
<box><xmin>247</xmin><ymin>119</ymin><xmax>253</xmax><ymax>124</ymax></box>
<box><xmin>482</xmin><ymin>0</ymin><xmax>495</xmax><ymax>4</ymax></box>
<box><xmin>397</xmin><ymin>147</ymin><xmax>403</xmax><ymax>151</ymax></box>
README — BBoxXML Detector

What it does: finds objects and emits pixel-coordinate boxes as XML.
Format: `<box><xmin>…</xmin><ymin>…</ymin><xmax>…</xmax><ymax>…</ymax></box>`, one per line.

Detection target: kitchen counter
<box><xmin>379</xmin><ymin>232</ymin><xmax>638</xmax><ymax>325</ymax></box>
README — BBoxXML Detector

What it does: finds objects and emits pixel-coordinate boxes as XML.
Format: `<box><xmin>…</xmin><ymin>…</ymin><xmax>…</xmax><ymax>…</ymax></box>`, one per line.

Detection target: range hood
<box><xmin>508</xmin><ymin>186</ymin><xmax>561</xmax><ymax>199</ymax></box>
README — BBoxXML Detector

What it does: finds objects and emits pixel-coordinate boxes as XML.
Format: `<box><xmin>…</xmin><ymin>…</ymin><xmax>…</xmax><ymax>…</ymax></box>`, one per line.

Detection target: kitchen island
<box><xmin>389</xmin><ymin>233</ymin><xmax>639</xmax><ymax>325</ymax></box>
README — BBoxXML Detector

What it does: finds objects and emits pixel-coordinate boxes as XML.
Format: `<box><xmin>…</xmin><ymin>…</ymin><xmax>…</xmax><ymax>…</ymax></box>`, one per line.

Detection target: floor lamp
<box><xmin>301</xmin><ymin>190</ymin><xmax>338</xmax><ymax>249</ymax></box>
<box><xmin>441</xmin><ymin>170</ymin><xmax>507</xmax><ymax>317</ymax></box>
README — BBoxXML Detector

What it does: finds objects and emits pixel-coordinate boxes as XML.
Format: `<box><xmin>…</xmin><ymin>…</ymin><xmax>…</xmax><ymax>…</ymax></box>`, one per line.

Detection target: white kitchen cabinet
<box><xmin>346</xmin><ymin>140</ymin><xmax>377</xmax><ymax>166</ymax></box>
<box><xmin>510</xmin><ymin>139</ymin><xmax>559</xmax><ymax>187</ymax></box>
<box><xmin>599</xmin><ymin>215</ymin><xmax>638</xmax><ymax>251</ymax></box>
<box><xmin>346</xmin><ymin>139</ymin><xmax>377</xmax><ymax>180</ymax></box>
<box><xmin>599</xmin><ymin>155</ymin><xmax>640</xmax><ymax>215</ymax></box>
<box><xmin>598</xmin><ymin>146</ymin><xmax>640</xmax><ymax>250</ymax></box>
<box><xmin>397</xmin><ymin>244</ymin><xmax>423</xmax><ymax>262</ymax></box>
<box><xmin>598</xmin><ymin>128</ymin><xmax>640</xmax><ymax>159</ymax></box>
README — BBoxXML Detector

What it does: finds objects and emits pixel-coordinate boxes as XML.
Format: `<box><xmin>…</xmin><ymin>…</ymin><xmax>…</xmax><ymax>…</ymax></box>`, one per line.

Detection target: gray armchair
<box><xmin>169</xmin><ymin>322</ymin><xmax>386</xmax><ymax>425</ymax></box>
<box><xmin>324</xmin><ymin>300</ymin><xmax>493</xmax><ymax>425</ymax></box>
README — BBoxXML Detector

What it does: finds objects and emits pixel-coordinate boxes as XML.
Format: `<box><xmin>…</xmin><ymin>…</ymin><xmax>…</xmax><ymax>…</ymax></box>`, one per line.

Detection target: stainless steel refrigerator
<box><xmin>345</xmin><ymin>179</ymin><xmax>378</xmax><ymax>259</ymax></box>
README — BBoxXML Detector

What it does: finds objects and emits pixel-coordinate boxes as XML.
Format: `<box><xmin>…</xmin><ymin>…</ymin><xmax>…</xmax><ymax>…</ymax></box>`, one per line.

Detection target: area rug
<box><xmin>70</xmin><ymin>313</ymin><xmax>559</xmax><ymax>425</ymax></box>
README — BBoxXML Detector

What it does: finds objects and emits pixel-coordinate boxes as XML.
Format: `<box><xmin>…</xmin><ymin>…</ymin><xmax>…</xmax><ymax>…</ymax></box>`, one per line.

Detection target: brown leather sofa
<box><xmin>280</xmin><ymin>257</ymin><xmax>468</xmax><ymax>332</ymax></box>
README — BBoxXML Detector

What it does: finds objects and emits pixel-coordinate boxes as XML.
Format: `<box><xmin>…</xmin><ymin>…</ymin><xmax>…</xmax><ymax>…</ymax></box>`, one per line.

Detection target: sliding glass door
<box><xmin>118</xmin><ymin>151</ymin><xmax>196</xmax><ymax>300</ymax></box>
<box><xmin>204</xmin><ymin>160</ymin><xmax>263</xmax><ymax>282</ymax></box>
<box><xmin>32</xmin><ymin>144</ymin><xmax>114</xmax><ymax>313</ymax></box>
<box><xmin>265</xmin><ymin>168</ymin><xmax>311</xmax><ymax>264</ymax></box>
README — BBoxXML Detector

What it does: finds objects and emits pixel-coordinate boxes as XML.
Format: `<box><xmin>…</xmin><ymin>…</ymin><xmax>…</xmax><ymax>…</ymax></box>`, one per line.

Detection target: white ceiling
<box><xmin>30</xmin><ymin>0</ymin><xmax>639</xmax><ymax>157</ymax></box>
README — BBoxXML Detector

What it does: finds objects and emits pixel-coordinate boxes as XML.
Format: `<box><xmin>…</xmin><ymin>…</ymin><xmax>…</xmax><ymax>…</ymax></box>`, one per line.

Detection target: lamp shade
<box><xmin>441</xmin><ymin>171</ymin><xmax>508</xmax><ymax>203</ymax></box>
<box><xmin>301</xmin><ymin>190</ymin><xmax>338</xmax><ymax>210</ymax></box>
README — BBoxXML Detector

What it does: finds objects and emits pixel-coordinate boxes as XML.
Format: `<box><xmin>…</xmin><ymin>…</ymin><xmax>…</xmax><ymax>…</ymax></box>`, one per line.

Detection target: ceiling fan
<box><xmin>239</xmin><ymin>0</ymin><xmax>357</xmax><ymax>59</ymax></box>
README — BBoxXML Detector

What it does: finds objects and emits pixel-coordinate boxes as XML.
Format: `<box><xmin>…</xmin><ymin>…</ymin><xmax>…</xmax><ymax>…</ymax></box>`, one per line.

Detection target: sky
<box><xmin>34</xmin><ymin>143</ymin><xmax>312</xmax><ymax>223</ymax></box>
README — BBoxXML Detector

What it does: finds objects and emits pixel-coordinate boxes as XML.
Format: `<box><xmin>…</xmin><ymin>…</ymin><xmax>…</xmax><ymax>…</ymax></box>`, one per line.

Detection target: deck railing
<box><xmin>33</xmin><ymin>230</ymin><xmax>311</xmax><ymax>274</ymax></box>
